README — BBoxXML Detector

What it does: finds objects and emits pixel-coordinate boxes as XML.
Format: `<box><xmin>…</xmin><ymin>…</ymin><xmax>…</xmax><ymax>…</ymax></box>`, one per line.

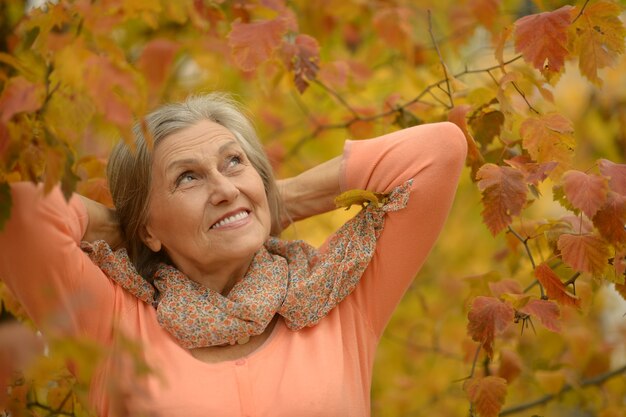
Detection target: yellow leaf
<box><xmin>464</xmin><ymin>376</ymin><xmax>508</xmax><ymax>417</ymax></box>
<box><xmin>535</xmin><ymin>369</ymin><xmax>566</xmax><ymax>394</ymax></box>
<box><xmin>568</xmin><ymin>1</ymin><xmax>626</xmax><ymax>85</ymax></box>
<box><xmin>334</xmin><ymin>189</ymin><xmax>388</xmax><ymax>210</ymax></box>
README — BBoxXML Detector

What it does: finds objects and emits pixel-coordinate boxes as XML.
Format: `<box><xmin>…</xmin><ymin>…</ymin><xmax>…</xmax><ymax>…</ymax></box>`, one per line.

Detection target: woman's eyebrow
<box><xmin>165</xmin><ymin>140</ymin><xmax>240</xmax><ymax>174</ymax></box>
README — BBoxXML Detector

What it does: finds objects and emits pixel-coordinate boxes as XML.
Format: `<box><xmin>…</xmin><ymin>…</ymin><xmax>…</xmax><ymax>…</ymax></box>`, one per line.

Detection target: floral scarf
<box><xmin>81</xmin><ymin>181</ymin><xmax>411</xmax><ymax>349</ymax></box>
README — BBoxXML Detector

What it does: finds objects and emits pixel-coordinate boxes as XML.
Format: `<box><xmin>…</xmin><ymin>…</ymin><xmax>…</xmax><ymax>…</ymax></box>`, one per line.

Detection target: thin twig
<box><xmin>313</xmin><ymin>79</ymin><xmax>360</xmax><ymax>118</ymax></box>
<box><xmin>511</xmin><ymin>81</ymin><xmax>540</xmax><ymax>114</ymax></box>
<box><xmin>508</xmin><ymin>226</ymin><xmax>545</xmax><ymax>298</ymax></box>
<box><xmin>500</xmin><ymin>364</ymin><xmax>626</xmax><ymax>416</ymax></box>
<box><xmin>572</xmin><ymin>0</ymin><xmax>591</xmax><ymax>24</ymax></box>
<box><xmin>428</xmin><ymin>10</ymin><xmax>453</xmax><ymax>108</ymax></box>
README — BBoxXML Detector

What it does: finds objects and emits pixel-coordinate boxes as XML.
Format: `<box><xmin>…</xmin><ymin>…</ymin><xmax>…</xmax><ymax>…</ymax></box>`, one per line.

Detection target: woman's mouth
<box><xmin>210</xmin><ymin>210</ymin><xmax>250</xmax><ymax>230</ymax></box>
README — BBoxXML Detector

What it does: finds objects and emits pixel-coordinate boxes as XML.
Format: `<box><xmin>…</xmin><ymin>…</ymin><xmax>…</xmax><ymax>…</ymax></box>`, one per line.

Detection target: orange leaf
<box><xmin>467</xmin><ymin>296</ymin><xmax>514</xmax><ymax>358</ymax></box>
<box><xmin>558</xmin><ymin>233</ymin><xmax>610</xmax><ymax>277</ymax></box>
<box><xmin>283</xmin><ymin>34</ymin><xmax>320</xmax><ymax>93</ymax></box>
<box><xmin>373</xmin><ymin>7</ymin><xmax>412</xmax><ymax>51</ymax></box>
<box><xmin>616</xmin><ymin>282</ymin><xmax>626</xmax><ymax>301</ymax></box>
<box><xmin>561</xmin><ymin>170</ymin><xmax>609</xmax><ymax>218</ymax></box>
<box><xmin>448</xmin><ymin>105</ymin><xmax>484</xmax><ymax>179</ymax></box>
<box><xmin>477</xmin><ymin>164</ymin><xmax>527</xmax><ymax>235</ymax></box>
<box><xmin>598</xmin><ymin>159</ymin><xmax>626</xmax><ymax>196</ymax></box>
<box><xmin>520</xmin><ymin>299</ymin><xmax>561</xmax><ymax>332</ymax></box>
<box><xmin>488</xmin><ymin>279</ymin><xmax>523</xmax><ymax>298</ymax></box>
<box><xmin>469</xmin><ymin>0</ymin><xmax>500</xmax><ymax>30</ymax></box>
<box><xmin>505</xmin><ymin>156</ymin><xmax>557</xmax><ymax>186</ymax></box>
<box><xmin>519</xmin><ymin>113</ymin><xmax>575</xmax><ymax>178</ymax></box>
<box><xmin>568</xmin><ymin>1</ymin><xmax>626</xmax><ymax>85</ymax></box>
<box><xmin>592</xmin><ymin>192</ymin><xmax>626</xmax><ymax>246</ymax></box>
<box><xmin>514</xmin><ymin>6</ymin><xmax>572</xmax><ymax>77</ymax></box>
<box><xmin>534</xmin><ymin>263</ymin><xmax>581</xmax><ymax>308</ymax></box>
<box><xmin>228</xmin><ymin>18</ymin><xmax>288</xmax><ymax>72</ymax></box>
<box><xmin>0</xmin><ymin>76</ymin><xmax>45</xmax><ymax>123</ymax></box>
<box><xmin>464</xmin><ymin>376</ymin><xmax>508</xmax><ymax>417</ymax></box>
<box><xmin>497</xmin><ymin>349</ymin><xmax>523</xmax><ymax>384</ymax></box>
<box><xmin>136</xmin><ymin>39</ymin><xmax>180</xmax><ymax>93</ymax></box>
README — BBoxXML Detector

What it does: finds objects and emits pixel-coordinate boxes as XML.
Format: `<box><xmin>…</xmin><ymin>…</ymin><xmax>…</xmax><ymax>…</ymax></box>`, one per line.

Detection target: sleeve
<box><xmin>341</xmin><ymin>122</ymin><xmax>467</xmax><ymax>337</ymax></box>
<box><xmin>0</xmin><ymin>183</ymin><xmax>117</xmax><ymax>342</ymax></box>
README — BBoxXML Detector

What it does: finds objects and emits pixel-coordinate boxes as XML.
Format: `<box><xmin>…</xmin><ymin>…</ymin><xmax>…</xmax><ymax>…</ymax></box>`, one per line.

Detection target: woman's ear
<box><xmin>140</xmin><ymin>224</ymin><xmax>162</xmax><ymax>252</ymax></box>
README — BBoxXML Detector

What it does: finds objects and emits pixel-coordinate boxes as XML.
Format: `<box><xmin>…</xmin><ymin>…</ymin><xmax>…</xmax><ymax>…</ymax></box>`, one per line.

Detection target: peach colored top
<box><xmin>0</xmin><ymin>122</ymin><xmax>466</xmax><ymax>417</ymax></box>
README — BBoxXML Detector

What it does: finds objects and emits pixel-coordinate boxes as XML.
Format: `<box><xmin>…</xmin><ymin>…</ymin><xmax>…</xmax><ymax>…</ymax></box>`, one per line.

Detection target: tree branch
<box><xmin>428</xmin><ymin>10</ymin><xmax>453</xmax><ymax>108</ymax></box>
<box><xmin>572</xmin><ymin>0</ymin><xmax>590</xmax><ymax>24</ymax></box>
<box><xmin>500</xmin><ymin>364</ymin><xmax>626</xmax><ymax>416</ymax></box>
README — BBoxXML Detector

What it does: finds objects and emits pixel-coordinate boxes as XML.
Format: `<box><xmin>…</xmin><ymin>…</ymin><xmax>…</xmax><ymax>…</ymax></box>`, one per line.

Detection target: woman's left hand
<box><xmin>79</xmin><ymin>195</ymin><xmax>125</xmax><ymax>249</ymax></box>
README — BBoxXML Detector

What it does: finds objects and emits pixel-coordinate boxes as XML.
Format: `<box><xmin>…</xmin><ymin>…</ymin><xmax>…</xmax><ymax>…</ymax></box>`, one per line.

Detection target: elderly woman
<box><xmin>0</xmin><ymin>93</ymin><xmax>466</xmax><ymax>416</ymax></box>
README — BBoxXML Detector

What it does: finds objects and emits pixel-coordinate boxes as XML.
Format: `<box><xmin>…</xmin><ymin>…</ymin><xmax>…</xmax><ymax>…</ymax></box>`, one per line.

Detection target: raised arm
<box><xmin>0</xmin><ymin>183</ymin><xmax>116</xmax><ymax>341</ymax></box>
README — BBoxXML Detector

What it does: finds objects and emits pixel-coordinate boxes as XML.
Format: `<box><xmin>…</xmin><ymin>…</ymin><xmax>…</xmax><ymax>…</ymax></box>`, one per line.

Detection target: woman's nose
<box><xmin>208</xmin><ymin>174</ymin><xmax>240</xmax><ymax>206</ymax></box>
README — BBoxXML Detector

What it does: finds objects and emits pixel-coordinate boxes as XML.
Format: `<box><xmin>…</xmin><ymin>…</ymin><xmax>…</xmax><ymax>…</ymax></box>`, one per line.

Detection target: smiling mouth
<box><xmin>210</xmin><ymin>210</ymin><xmax>250</xmax><ymax>230</ymax></box>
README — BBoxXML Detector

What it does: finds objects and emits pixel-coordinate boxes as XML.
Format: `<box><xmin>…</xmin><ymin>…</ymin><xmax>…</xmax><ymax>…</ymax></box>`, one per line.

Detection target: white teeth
<box><xmin>211</xmin><ymin>211</ymin><xmax>249</xmax><ymax>229</ymax></box>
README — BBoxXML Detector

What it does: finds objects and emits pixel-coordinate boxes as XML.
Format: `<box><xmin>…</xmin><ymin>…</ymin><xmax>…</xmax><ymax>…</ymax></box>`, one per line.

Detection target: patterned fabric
<box><xmin>81</xmin><ymin>180</ymin><xmax>412</xmax><ymax>349</ymax></box>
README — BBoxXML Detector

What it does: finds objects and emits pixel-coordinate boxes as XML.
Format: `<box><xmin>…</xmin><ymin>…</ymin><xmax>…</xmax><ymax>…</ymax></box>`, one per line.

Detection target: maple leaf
<box><xmin>592</xmin><ymin>192</ymin><xmax>626</xmax><ymax>246</ymax></box>
<box><xmin>558</xmin><ymin>233</ymin><xmax>610</xmax><ymax>277</ymax></box>
<box><xmin>488</xmin><ymin>279</ymin><xmax>523</xmax><ymax>298</ymax></box>
<box><xmin>520</xmin><ymin>298</ymin><xmax>561</xmax><ymax>332</ymax></box>
<box><xmin>598</xmin><ymin>159</ymin><xmax>626</xmax><ymax>196</ymax></box>
<box><xmin>497</xmin><ymin>349</ymin><xmax>523</xmax><ymax>384</ymax></box>
<box><xmin>282</xmin><ymin>34</ymin><xmax>320</xmax><ymax>94</ymax></box>
<box><xmin>534</xmin><ymin>263</ymin><xmax>581</xmax><ymax>309</ymax></box>
<box><xmin>0</xmin><ymin>76</ymin><xmax>45</xmax><ymax>123</ymax></box>
<box><xmin>464</xmin><ymin>375</ymin><xmax>508</xmax><ymax>417</ymax></box>
<box><xmin>568</xmin><ymin>0</ymin><xmax>626</xmax><ymax>85</ymax></box>
<box><xmin>467</xmin><ymin>296</ymin><xmax>514</xmax><ymax>358</ymax></box>
<box><xmin>514</xmin><ymin>6</ymin><xmax>572</xmax><ymax>77</ymax></box>
<box><xmin>520</xmin><ymin>113</ymin><xmax>575</xmax><ymax>178</ymax></box>
<box><xmin>136</xmin><ymin>39</ymin><xmax>180</xmax><ymax>94</ymax></box>
<box><xmin>505</xmin><ymin>156</ymin><xmax>557</xmax><ymax>186</ymax></box>
<box><xmin>228</xmin><ymin>18</ymin><xmax>288</xmax><ymax>72</ymax></box>
<box><xmin>469</xmin><ymin>110</ymin><xmax>504</xmax><ymax>147</ymax></box>
<box><xmin>477</xmin><ymin>163</ymin><xmax>527</xmax><ymax>235</ymax></box>
<box><xmin>561</xmin><ymin>170</ymin><xmax>609</xmax><ymax>219</ymax></box>
<box><xmin>448</xmin><ymin>105</ymin><xmax>484</xmax><ymax>179</ymax></box>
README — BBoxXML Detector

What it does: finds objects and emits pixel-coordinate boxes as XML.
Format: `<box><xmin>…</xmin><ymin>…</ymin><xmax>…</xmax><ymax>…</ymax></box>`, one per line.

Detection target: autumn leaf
<box><xmin>592</xmin><ymin>192</ymin><xmax>626</xmax><ymax>246</ymax></box>
<box><xmin>334</xmin><ymin>189</ymin><xmax>387</xmax><ymax>210</ymax></box>
<box><xmin>568</xmin><ymin>0</ymin><xmax>626</xmax><ymax>85</ymax></box>
<box><xmin>535</xmin><ymin>263</ymin><xmax>581</xmax><ymax>309</ymax></box>
<box><xmin>561</xmin><ymin>170</ymin><xmax>609</xmax><ymax>219</ymax></box>
<box><xmin>488</xmin><ymin>279</ymin><xmax>523</xmax><ymax>298</ymax></box>
<box><xmin>281</xmin><ymin>34</ymin><xmax>320</xmax><ymax>93</ymax></box>
<box><xmin>520</xmin><ymin>113</ymin><xmax>575</xmax><ymax>178</ymax></box>
<box><xmin>467</xmin><ymin>296</ymin><xmax>514</xmax><ymax>357</ymax></box>
<box><xmin>558</xmin><ymin>233</ymin><xmax>610</xmax><ymax>277</ymax></box>
<box><xmin>477</xmin><ymin>163</ymin><xmax>527</xmax><ymax>235</ymax></box>
<box><xmin>469</xmin><ymin>110</ymin><xmax>504</xmax><ymax>147</ymax></box>
<box><xmin>520</xmin><ymin>299</ymin><xmax>561</xmax><ymax>332</ymax></box>
<box><xmin>0</xmin><ymin>76</ymin><xmax>45</xmax><ymax>123</ymax></box>
<box><xmin>0</xmin><ymin>182</ymin><xmax>11</xmax><ymax>231</ymax></box>
<box><xmin>448</xmin><ymin>105</ymin><xmax>484</xmax><ymax>179</ymax></box>
<box><xmin>497</xmin><ymin>349</ymin><xmax>523</xmax><ymax>384</ymax></box>
<box><xmin>494</xmin><ymin>25</ymin><xmax>513</xmax><ymax>66</ymax></box>
<box><xmin>598</xmin><ymin>159</ymin><xmax>626</xmax><ymax>196</ymax></box>
<box><xmin>373</xmin><ymin>7</ymin><xmax>412</xmax><ymax>51</ymax></box>
<box><xmin>469</xmin><ymin>0</ymin><xmax>500</xmax><ymax>30</ymax></box>
<box><xmin>464</xmin><ymin>375</ymin><xmax>508</xmax><ymax>417</ymax></box>
<box><xmin>616</xmin><ymin>282</ymin><xmax>626</xmax><ymax>302</ymax></box>
<box><xmin>505</xmin><ymin>156</ymin><xmax>557</xmax><ymax>186</ymax></box>
<box><xmin>228</xmin><ymin>18</ymin><xmax>289</xmax><ymax>72</ymax></box>
<box><xmin>136</xmin><ymin>39</ymin><xmax>180</xmax><ymax>95</ymax></box>
<box><xmin>514</xmin><ymin>6</ymin><xmax>572</xmax><ymax>77</ymax></box>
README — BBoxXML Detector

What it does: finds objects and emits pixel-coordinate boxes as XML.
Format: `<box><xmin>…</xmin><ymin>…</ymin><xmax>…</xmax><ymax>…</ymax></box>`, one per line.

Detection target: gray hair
<box><xmin>107</xmin><ymin>93</ymin><xmax>283</xmax><ymax>280</ymax></box>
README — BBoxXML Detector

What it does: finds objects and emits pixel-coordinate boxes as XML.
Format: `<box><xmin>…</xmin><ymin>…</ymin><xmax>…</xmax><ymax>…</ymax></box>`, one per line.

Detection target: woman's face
<box><xmin>142</xmin><ymin>120</ymin><xmax>271</xmax><ymax>285</ymax></box>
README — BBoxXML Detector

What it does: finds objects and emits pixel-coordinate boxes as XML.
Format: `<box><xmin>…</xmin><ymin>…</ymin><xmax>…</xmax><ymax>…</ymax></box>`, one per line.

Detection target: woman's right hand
<box><xmin>78</xmin><ymin>195</ymin><xmax>124</xmax><ymax>249</ymax></box>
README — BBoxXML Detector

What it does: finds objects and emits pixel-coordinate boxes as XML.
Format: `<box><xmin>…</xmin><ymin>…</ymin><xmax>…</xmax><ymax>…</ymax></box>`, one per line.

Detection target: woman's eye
<box><xmin>176</xmin><ymin>171</ymin><xmax>197</xmax><ymax>185</ymax></box>
<box><xmin>227</xmin><ymin>154</ymin><xmax>243</xmax><ymax>168</ymax></box>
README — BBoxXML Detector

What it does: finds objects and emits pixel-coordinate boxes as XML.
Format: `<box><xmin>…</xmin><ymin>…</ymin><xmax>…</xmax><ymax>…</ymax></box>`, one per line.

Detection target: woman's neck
<box><xmin>178</xmin><ymin>255</ymin><xmax>255</xmax><ymax>296</ymax></box>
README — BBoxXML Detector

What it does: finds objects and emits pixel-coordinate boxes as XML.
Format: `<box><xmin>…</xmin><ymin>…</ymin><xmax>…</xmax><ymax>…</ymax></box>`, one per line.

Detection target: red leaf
<box><xmin>136</xmin><ymin>39</ymin><xmax>180</xmax><ymax>92</ymax></box>
<box><xmin>467</xmin><ymin>296</ymin><xmax>514</xmax><ymax>358</ymax></box>
<box><xmin>448</xmin><ymin>105</ymin><xmax>484</xmax><ymax>178</ymax></box>
<box><xmin>558</xmin><ymin>233</ymin><xmax>610</xmax><ymax>277</ymax></box>
<box><xmin>505</xmin><ymin>156</ymin><xmax>557</xmax><ymax>186</ymax></box>
<box><xmin>477</xmin><ymin>164</ymin><xmax>527</xmax><ymax>235</ymax></box>
<box><xmin>561</xmin><ymin>170</ymin><xmax>609</xmax><ymax>218</ymax></box>
<box><xmin>520</xmin><ymin>113</ymin><xmax>575</xmax><ymax>178</ymax></box>
<box><xmin>534</xmin><ymin>263</ymin><xmax>581</xmax><ymax>309</ymax></box>
<box><xmin>373</xmin><ymin>7</ymin><xmax>412</xmax><ymax>50</ymax></box>
<box><xmin>598</xmin><ymin>159</ymin><xmax>626</xmax><ymax>196</ymax></box>
<box><xmin>488</xmin><ymin>279</ymin><xmax>523</xmax><ymax>298</ymax></box>
<box><xmin>469</xmin><ymin>0</ymin><xmax>500</xmax><ymax>29</ymax></box>
<box><xmin>283</xmin><ymin>34</ymin><xmax>320</xmax><ymax>93</ymax></box>
<box><xmin>497</xmin><ymin>349</ymin><xmax>523</xmax><ymax>384</ymax></box>
<box><xmin>520</xmin><ymin>299</ymin><xmax>561</xmax><ymax>332</ymax></box>
<box><xmin>464</xmin><ymin>376</ymin><xmax>508</xmax><ymax>417</ymax></box>
<box><xmin>0</xmin><ymin>76</ymin><xmax>45</xmax><ymax>123</ymax></box>
<box><xmin>228</xmin><ymin>18</ymin><xmax>288</xmax><ymax>72</ymax></box>
<box><xmin>514</xmin><ymin>5</ymin><xmax>572</xmax><ymax>76</ymax></box>
<box><xmin>592</xmin><ymin>192</ymin><xmax>626</xmax><ymax>246</ymax></box>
